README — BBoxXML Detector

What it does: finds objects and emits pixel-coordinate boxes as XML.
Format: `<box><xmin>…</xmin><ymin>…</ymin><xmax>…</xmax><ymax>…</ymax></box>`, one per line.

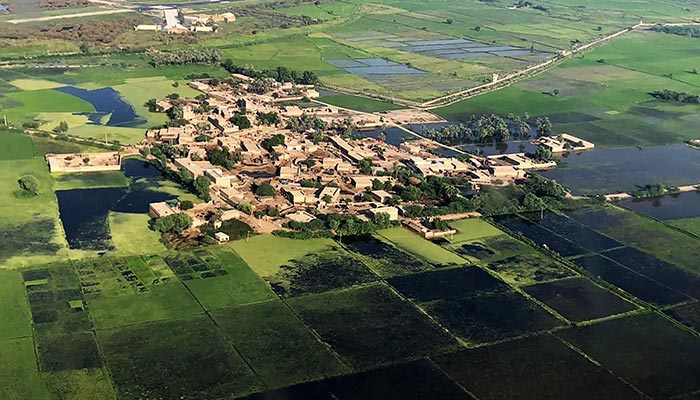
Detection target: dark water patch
<box><xmin>425</xmin><ymin>291</ymin><xmax>562</xmax><ymax>344</ymax></box>
<box><xmin>241</xmin><ymin>359</ymin><xmax>473</xmax><ymax>400</ymax></box>
<box><xmin>56</xmin><ymin>187</ymin><xmax>126</xmax><ymax>250</ymax></box>
<box><xmin>342</xmin><ymin>235</ymin><xmax>433</xmax><ymax>277</ymax></box>
<box><xmin>620</xmin><ymin>191</ymin><xmax>700</xmax><ymax>221</ymax></box>
<box><xmin>359</xmin><ymin>126</ymin><xmax>411</xmax><ymax>147</ymax></box>
<box><xmin>434</xmin><ymin>334</ymin><xmax>639</xmax><ymax>400</ymax></box>
<box><xmin>460</xmin><ymin>140</ymin><xmax>537</xmax><ymax>156</ymax></box>
<box><xmin>454</xmin><ymin>243</ymin><xmax>495</xmax><ymax>259</ymax></box>
<box><xmin>56</xmin><ymin>159</ymin><xmax>178</xmax><ymax>250</ymax></box>
<box><xmin>541</xmin><ymin>145</ymin><xmax>700</xmax><ymax>196</ymax></box>
<box><xmin>268</xmin><ymin>249</ymin><xmax>377</xmax><ymax>297</ymax></box>
<box><xmin>487</xmin><ymin>254</ymin><xmax>575</xmax><ymax>286</ymax></box>
<box><xmin>99</xmin><ymin>316</ymin><xmax>261</xmax><ymax>400</ymax></box>
<box><xmin>522</xmin><ymin>212</ymin><xmax>622</xmax><ymax>252</ymax></box>
<box><xmin>523</xmin><ymin>277</ymin><xmax>636</xmax><ymax>322</ymax></box>
<box><xmin>664</xmin><ymin>302</ymin><xmax>700</xmax><ymax>333</ymax></box>
<box><xmin>556</xmin><ymin>313</ymin><xmax>700</xmax><ymax>399</ymax></box>
<box><xmin>56</xmin><ymin>86</ymin><xmax>144</xmax><ymax>127</ymax></box>
<box><xmin>387</xmin><ymin>267</ymin><xmax>509</xmax><ymax>303</ymax></box>
<box><xmin>493</xmin><ymin>215</ymin><xmax>586</xmax><ymax>257</ymax></box>
<box><xmin>572</xmin><ymin>254</ymin><xmax>689</xmax><ymax>306</ymax></box>
<box><xmin>603</xmin><ymin>247</ymin><xmax>700</xmax><ymax>300</ymax></box>
<box><xmin>288</xmin><ymin>284</ymin><xmax>459</xmax><ymax>369</ymax></box>
<box><xmin>346</xmin><ymin>65</ymin><xmax>425</xmax><ymax>75</ymax></box>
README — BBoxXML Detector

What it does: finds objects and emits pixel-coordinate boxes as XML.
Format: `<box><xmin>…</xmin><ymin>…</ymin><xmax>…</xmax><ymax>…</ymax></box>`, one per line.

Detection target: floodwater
<box><xmin>619</xmin><ymin>191</ymin><xmax>700</xmax><ymax>221</ymax></box>
<box><xmin>540</xmin><ymin>145</ymin><xmax>700</xmax><ymax>195</ymax></box>
<box><xmin>57</xmin><ymin>86</ymin><xmax>144</xmax><ymax>127</ymax></box>
<box><xmin>360</xmin><ymin>126</ymin><xmax>412</xmax><ymax>147</ymax></box>
<box><xmin>405</xmin><ymin>122</ymin><xmax>537</xmax><ymax>155</ymax></box>
<box><xmin>56</xmin><ymin>159</ymin><xmax>175</xmax><ymax>250</ymax></box>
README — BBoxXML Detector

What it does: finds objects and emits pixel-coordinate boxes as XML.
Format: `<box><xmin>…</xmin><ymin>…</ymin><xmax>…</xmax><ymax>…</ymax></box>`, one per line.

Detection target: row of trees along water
<box><xmin>422</xmin><ymin>114</ymin><xmax>552</xmax><ymax>145</ymax></box>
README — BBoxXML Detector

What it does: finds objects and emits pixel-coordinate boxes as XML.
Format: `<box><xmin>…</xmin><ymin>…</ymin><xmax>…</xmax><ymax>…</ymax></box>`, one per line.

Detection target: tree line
<box><xmin>222</xmin><ymin>59</ymin><xmax>319</xmax><ymax>85</ymax></box>
<box><xmin>651</xmin><ymin>26</ymin><xmax>700</xmax><ymax>38</ymax></box>
<box><xmin>422</xmin><ymin>114</ymin><xmax>552</xmax><ymax>145</ymax></box>
<box><xmin>651</xmin><ymin>89</ymin><xmax>700</xmax><ymax>104</ymax></box>
<box><xmin>148</xmin><ymin>48</ymin><xmax>222</xmax><ymax>67</ymax></box>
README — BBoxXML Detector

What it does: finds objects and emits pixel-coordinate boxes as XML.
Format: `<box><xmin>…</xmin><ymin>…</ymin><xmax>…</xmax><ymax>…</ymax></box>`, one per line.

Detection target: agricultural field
<box><xmin>437</xmin><ymin>30</ymin><xmax>700</xmax><ymax>149</ymax></box>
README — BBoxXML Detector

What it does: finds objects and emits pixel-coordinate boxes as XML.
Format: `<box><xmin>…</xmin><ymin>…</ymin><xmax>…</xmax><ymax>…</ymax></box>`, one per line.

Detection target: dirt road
<box><xmin>7</xmin><ymin>8</ymin><xmax>132</xmax><ymax>24</ymax></box>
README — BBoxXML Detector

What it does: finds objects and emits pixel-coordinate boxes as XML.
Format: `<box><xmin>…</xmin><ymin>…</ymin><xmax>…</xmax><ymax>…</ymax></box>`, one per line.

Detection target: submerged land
<box><xmin>4</xmin><ymin>0</ymin><xmax>700</xmax><ymax>399</ymax></box>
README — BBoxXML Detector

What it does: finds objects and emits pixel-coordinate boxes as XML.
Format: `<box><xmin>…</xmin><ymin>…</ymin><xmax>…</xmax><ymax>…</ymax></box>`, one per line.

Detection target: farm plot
<box><xmin>664</xmin><ymin>302</ymin><xmax>700</xmax><ymax>333</ymax></box>
<box><xmin>486</xmin><ymin>252</ymin><xmax>576</xmax><ymax>286</ymax></box>
<box><xmin>341</xmin><ymin>235</ymin><xmax>434</xmax><ymax>277</ymax></box>
<box><xmin>98</xmin><ymin>316</ymin><xmax>262</xmax><ymax>400</ymax></box>
<box><xmin>521</xmin><ymin>211</ymin><xmax>622</xmax><ymax>252</ymax></box>
<box><xmin>572</xmin><ymin>254</ymin><xmax>690</xmax><ymax>307</ymax></box>
<box><xmin>556</xmin><ymin>313</ymin><xmax>700</xmax><ymax>399</ymax></box>
<box><xmin>494</xmin><ymin>214</ymin><xmax>586</xmax><ymax>258</ymax></box>
<box><xmin>435</xmin><ymin>31</ymin><xmax>700</xmax><ymax>149</ymax></box>
<box><xmin>287</xmin><ymin>283</ymin><xmax>459</xmax><ymax>370</ymax></box>
<box><xmin>433</xmin><ymin>334</ymin><xmax>639</xmax><ymax>400</ymax></box>
<box><xmin>266</xmin><ymin>247</ymin><xmax>377</xmax><ymax>297</ymax></box>
<box><xmin>75</xmin><ymin>256</ymin><xmax>202</xmax><ymax>329</ymax></box>
<box><xmin>602</xmin><ymin>247</ymin><xmax>700</xmax><ymax>300</ymax></box>
<box><xmin>0</xmin><ymin>130</ymin><xmax>34</xmax><ymax>160</ymax></box>
<box><xmin>182</xmin><ymin>249</ymin><xmax>276</xmax><ymax>311</ymax></box>
<box><xmin>0</xmin><ymin>338</ymin><xmax>51</xmax><ymax>400</ymax></box>
<box><xmin>241</xmin><ymin>359</ymin><xmax>473</xmax><ymax>400</ymax></box>
<box><xmin>377</xmin><ymin>227</ymin><xmax>468</xmax><ymax>266</ymax></box>
<box><xmin>423</xmin><ymin>290</ymin><xmax>562</xmax><ymax>345</ymax></box>
<box><xmin>522</xmin><ymin>277</ymin><xmax>638</xmax><ymax>322</ymax></box>
<box><xmin>446</xmin><ymin>218</ymin><xmax>503</xmax><ymax>244</ymax></box>
<box><xmin>387</xmin><ymin>267</ymin><xmax>510</xmax><ymax>303</ymax></box>
<box><xmin>568</xmin><ymin>206</ymin><xmax>700</xmax><ymax>274</ymax></box>
<box><xmin>0</xmin><ymin>270</ymin><xmax>32</xmax><ymax>340</ymax></box>
<box><xmin>450</xmin><ymin>234</ymin><xmax>535</xmax><ymax>266</ymax></box>
<box><xmin>212</xmin><ymin>299</ymin><xmax>349</xmax><ymax>389</ymax></box>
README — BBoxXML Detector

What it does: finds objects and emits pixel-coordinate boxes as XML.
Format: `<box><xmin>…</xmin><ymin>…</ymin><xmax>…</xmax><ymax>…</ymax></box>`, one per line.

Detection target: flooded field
<box><xmin>620</xmin><ymin>191</ymin><xmax>700</xmax><ymax>221</ymax></box>
<box><xmin>540</xmin><ymin>145</ymin><xmax>700</xmax><ymax>195</ymax></box>
<box><xmin>56</xmin><ymin>159</ymin><xmax>176</xmax><ymax>250</ymax></box>
<box><xmin>57</xmin><ymin>86</ymin><xmax>144</xmax><ymax>127</ymax></box>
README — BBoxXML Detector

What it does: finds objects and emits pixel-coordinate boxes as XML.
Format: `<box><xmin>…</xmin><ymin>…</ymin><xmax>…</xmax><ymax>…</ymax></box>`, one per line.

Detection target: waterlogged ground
<box><xmin>5</xmin><ymin>212</ymin><xmax>700</xmax><ymax>398</ymax></box>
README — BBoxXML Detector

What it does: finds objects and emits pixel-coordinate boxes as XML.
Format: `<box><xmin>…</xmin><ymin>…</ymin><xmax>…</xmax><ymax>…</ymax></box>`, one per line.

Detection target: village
<box><xmin>45</xmin><ymin>73</ymin><xmax>594</xmax><ymax>242</ymax></box>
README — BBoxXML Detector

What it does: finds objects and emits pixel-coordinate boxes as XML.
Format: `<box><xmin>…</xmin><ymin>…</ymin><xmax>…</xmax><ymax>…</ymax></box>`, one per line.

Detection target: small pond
<box><xmin>56</xmin><ymin>159</ymin><xmax>176</xmax><ymax>250</ymax></box>
<box><xmin>57</xmin><ymin>86</ymin><xmax>144</xmax><ymax>127</ymax></box>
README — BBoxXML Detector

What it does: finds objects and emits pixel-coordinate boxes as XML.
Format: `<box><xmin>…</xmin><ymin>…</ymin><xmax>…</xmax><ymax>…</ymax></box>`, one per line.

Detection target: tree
<box><xmin>180</xmin><ymin>200</ymin><xmax>194</xmax><ymax>210</ymax></box>
<box><xmin>79</xmin><ymin>42</ymin><xmax>90</xmax><ymax>54</ymax></box>
<box><xmin>144</xmin><ymin>98</ymin><xmax>159</xmax><ymax>112</ymax></box>
<box><xmin>52</xmin><ymin>121</ymin><xmax>68</xmax><ymax>134</ymax></box>
<box><xmin>152</xmin><ymin>213</ymin><xmax>193</xmax><ymax>234</ymax></box>
<box><xmin>533</xmin><ymin>145</ymin><xmax>553</xmax><ymax>161</ymax></box>
<box><xmin>17</xmin><ymin>175</ymin><xmax>39</xmax><ymax>196</ymax></box>
<box><xmin>82</xmin><ymin>157</ymin><xmax>90</xmax><ymax>164</ymax></box>
<box><xmin>254</xmin><ymin>182</ymin><xmax>276</xmax><ymax>197</ymax></box>
<box><xmin>446</xmin><ymin>18</ymin><xmax>453</xmax><ymax>24</ymax></box>
<box><xmin>536</xmin><ymin>116</ymin><xmax>552</xmax><ymax>137</ymax></box>
<box><xmin>230</xmin><ymin>114</ymin><xmax>251</xmax><ymax>129</ymax></box>
<box><xmin>193</xmin><ymin>176</ymin><xmax>211</xmax><ymax>201</ymax></box>
<box><xmin>322</xmin><ymin>194</ymin><xmax>333</xmax><ymax>203</ymax></box>
<box><xmin>358</xmin><ymin>159</ymin><xmax>373</xmax><ymax>175</ymax></box>
<box><xmin>552</xmin><ymin>88</ymin><xmax>560</xmax><ymax>97</ymax></box>
<box><xmin>432</xmin><ymin>218</ymin><xmax>449</xmax><ymax>231</ymax></box>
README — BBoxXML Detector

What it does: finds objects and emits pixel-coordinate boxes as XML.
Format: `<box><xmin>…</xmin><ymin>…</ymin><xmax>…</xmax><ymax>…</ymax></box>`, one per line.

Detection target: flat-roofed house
<box><xmin>369</xmin><ymin>206</ymin><xmax>399</xmax><ymax>221</ymax></box>
<box><xmin>318</xmin><ymin>186</ymin><xmax>341</xmax><ymax>204</ymax></box>
<box><xmin>371</xmin><ymin>190</ymin><xmax>392</xmax><ymax>204</ymax></box>
<box><xmin>149</xmin><ymin>202</ymin><xmax>177</xmax><ymax>218</ymax></box>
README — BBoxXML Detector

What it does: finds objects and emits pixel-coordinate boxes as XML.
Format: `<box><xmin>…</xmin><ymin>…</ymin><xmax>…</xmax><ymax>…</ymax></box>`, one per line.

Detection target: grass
<box><xmin>377</xmin><ymin>227</ymin><xmax>468</xmax><ymax>266</ymax></box>
<box><xmin>0</xmin><ymin>338</ymin><xmax>51</xmax><ymax>400</ymax></box>
<box><xmin>86</xmin><ymin>282</ymin><xmax>202</xmax><ymax>330</ymax></box>
<box><xmin>184</xmin><ymin>250</ymin><xmax>276</xmax><ymax>311</ymax></box>
<box><xmin>53</xmin><ymin>171</ymin><xmax>129</xmax><ymax>190</ymax></box>
<box><xmin>227</xmin><ymin>235</ymin><xmax>338</xmax><ymax>277</ymax></box>
<box><xmin>435</xmin><ymin>31</ymin><xmax>700</xmax><ymax>148</ymax></box>
<box><xmin>0</xmin><ymin>130</ymin><xmax>34</xmax><ymax>160</ymax></box>
<box><xmin>108</xmin><ymin>212</ymin><xmax>167</xmax><ymax>256</ymax></box>
<box><xmin>0</xmin><ymin>271</ymin><xmax>32</xmax><ymax>340</ymax></box>
<box><xmin>9</xmin><ymin>79</ymin><xmax>65</xmax><ymax>91</ymax></box>
<box><xmin>41</xmin><ymin>368</ymin><xmax>116</xmax><ymax>400</ymax></box>
<box><xmin>668</xmin><ymin>217</ymin><xmax>700</xmax><ymax>237</ymax></box>
<box><xmin>447</xmin><ymin>218</ymin><xmax>504</xmax><ymax>244</ymax></box>
<box><xmin>317</xmin><ymin>93</ymin><xmax>404</xmax><ymax>112</ymax></box>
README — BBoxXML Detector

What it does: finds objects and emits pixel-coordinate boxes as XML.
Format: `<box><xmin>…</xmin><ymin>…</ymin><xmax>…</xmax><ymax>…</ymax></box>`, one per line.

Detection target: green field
<box><xmin>436</xmin><ymin>30</ymin><xmax>700</xmax><ymax>148</ymax></box>
<box><xmin>447</xmin><ymin>218</ymin><xmax>504</xmax><ymax>244</ymax></box>
<box><xmin>377</xmin><ymin>227</ymin><xmax>469</xmax><ymax>266</ymax></box>
<box><xmin>108</xmin><ymin>212</ymin><xmax>167</xmax><ymax>255</ymax></box>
